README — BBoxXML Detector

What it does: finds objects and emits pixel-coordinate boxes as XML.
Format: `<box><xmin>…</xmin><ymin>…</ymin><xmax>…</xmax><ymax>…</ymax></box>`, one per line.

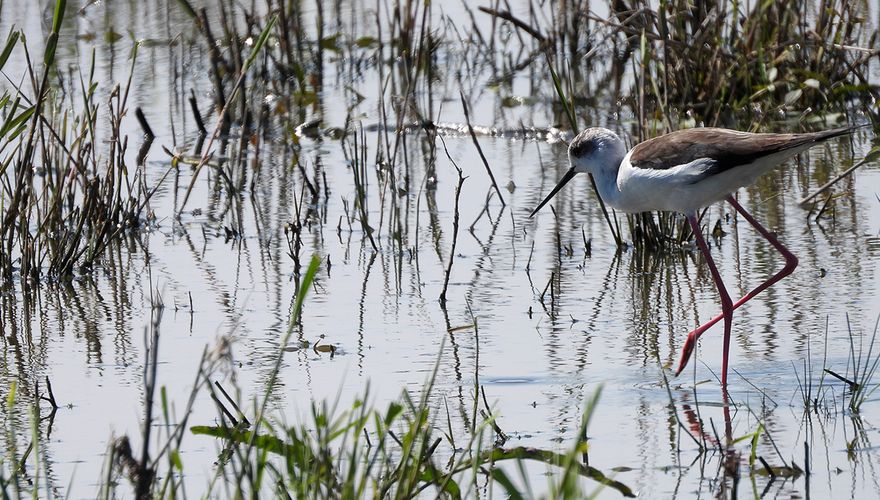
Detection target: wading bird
<box><xmin>530</xmin><ymin>126</ymin><xmax>858</xmax><ymax>387</ymax></box>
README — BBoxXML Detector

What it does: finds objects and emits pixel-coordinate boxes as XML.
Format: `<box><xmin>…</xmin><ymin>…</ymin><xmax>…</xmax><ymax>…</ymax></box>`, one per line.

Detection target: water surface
<box><xmin>1</xmin><ymin>1</ymin><xmax>880</xmax><ymax>498</ymax></box>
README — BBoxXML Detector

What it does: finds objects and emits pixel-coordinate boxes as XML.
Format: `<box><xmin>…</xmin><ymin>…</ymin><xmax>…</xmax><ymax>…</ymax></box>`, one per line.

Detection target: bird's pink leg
<box><xmin>680</xmin><ymin>215</ymin><xmax>734</xmax><ymax>386</ymax></box>
<box><xmin>676</xmin><ymin>196</ymin><xmax>799</xmax><ymax>379</ymax></box>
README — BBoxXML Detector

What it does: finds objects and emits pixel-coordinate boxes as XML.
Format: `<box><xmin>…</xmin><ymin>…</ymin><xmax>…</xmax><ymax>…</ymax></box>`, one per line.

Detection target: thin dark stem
<box><xmin>459</xmin><ymin>90</ymin><xmax>505</xmax><ymax>206</ymax></box>
<box><xmin>439</xmin><ymin>135</ymin><xmax>465</xmax><ymax>306</ymax></box>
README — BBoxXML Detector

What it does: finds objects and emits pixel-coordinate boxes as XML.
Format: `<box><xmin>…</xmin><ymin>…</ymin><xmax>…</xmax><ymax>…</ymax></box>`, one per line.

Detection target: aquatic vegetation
<box><xmin>825</xmin><ymin>314</ymin><xmax>880</xmax><ymax>413</ymax></box>
<box><xmin>0</xmin><ymin>0</ymin><xmax>878</xmax><ymax>498</ymax></box>
<box><xmin>0</xmin><ymin>2</ymin><xmax>166</xmax><ymax>282</ymax></box>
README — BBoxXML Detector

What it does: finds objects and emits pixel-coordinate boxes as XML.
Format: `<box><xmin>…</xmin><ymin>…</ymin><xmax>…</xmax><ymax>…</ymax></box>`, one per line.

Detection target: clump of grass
<box><xmin>637</xmin><ymin>0</ymin><xmax>875</xmax><ymax>127</ymax></box>
<box><xmin>189</xmin><ymin>375</ymin><xmax>633</xmax><ymax>498</ymax></box>
<box><xmin>486</xmin><ymin>1</ymin><xmax>876</xmax><ymax>127</ymax></box>
<box><xmin>844</xmin><ymin>314</ymin><xmax>880</xmax><ymax>413</ymax></box>
<box><xmin>793</xmin><ymin>316</ymin><xmax>831</xmax><ymax>412</ymax></box>
<box><xmin>813</xmin><ymin>314</ymin><xmax>880</xmax><ymax>414</ymax></box>
<box><xmin>0</xmin><ymin>1</ymin><xmax>172</xmax><ymax>284</ymax></box>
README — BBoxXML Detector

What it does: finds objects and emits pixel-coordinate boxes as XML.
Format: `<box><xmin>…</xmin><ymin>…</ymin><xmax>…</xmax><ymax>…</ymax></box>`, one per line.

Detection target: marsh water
<box><xmin>2</xmin><ymin>1</ymin><xmax>880</xmax><ymax>498</ymax></box>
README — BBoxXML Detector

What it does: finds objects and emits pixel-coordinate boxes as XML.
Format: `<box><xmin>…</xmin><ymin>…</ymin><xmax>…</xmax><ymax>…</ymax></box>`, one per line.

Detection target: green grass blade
<box><xmin>487</xmin><ymin>468</ymin><xmax>524</xmax><ymax>500</ymax></box>
<box><xmin>175</xmin><ymin>0</ymin><xmax>198</xmax><ymax>19</ymax></box>
<box><xmin>43</xmin><ymin>0</ymin><xmax>67</xmax><ymax>66</ymax></box>
<box><xmin>477</xmin><ymin>446</ymin><xmax>634</xmax><ymax>497</ymax></box>
<box><xmin>52</xmin><ymin>0</ymin><xmax>67</xmax><ymax>33</ymax></box>
<box><xmin>545</xmin><ymin>53</ymin><xmax>577</xmax><ymax>131</ymax></box>
<box><xmin>243</xmin><ymin>14</ymin><xmax>277</xmax><ymax>75</ymax></box>
<box><xmin>0</xmin><ymin>28</ymin><xmax>19</xmax><ymax>71</ymax></box>
<box><xmin>0</xmin><ymin>104</ymin><xmax>34</xmax><ymax>139</ymax></box>
<box><xmin>291</xmin><ymin>254</ymin><xmax>320</xmax><ymax>327</ymax></box>
<box><xmin>749</xmin><ymin>423</ymin><xmax>763</xmax><ymax>467</ymax></box>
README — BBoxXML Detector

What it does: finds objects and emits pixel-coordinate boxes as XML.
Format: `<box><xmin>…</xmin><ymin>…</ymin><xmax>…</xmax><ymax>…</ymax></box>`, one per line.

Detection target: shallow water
<box><xmin>2</xmin><ymin>1</ymin><xmax>880</xmax><ymax>498</ymax></box>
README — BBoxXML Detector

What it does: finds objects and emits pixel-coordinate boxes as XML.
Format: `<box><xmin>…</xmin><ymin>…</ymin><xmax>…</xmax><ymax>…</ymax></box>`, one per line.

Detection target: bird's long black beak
<box><xmin>529</xmin><ymin>168</ymin><xmax>577</xmax><ymax>217</ymax></box>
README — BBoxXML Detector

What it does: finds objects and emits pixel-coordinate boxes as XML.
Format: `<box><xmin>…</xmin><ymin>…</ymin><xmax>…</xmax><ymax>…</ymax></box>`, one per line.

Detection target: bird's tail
<box><xmin>812</xmin><ymin>122</ymin><xmax>871</xmax><ymax>142</ymax></box>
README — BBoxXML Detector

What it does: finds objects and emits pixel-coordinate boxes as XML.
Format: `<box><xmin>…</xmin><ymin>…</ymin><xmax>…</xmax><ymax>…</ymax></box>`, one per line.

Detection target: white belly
<box><xmin>608</xmin><ymin>150</ymin><xmax>803</xmax><ymax>214</ymax></box>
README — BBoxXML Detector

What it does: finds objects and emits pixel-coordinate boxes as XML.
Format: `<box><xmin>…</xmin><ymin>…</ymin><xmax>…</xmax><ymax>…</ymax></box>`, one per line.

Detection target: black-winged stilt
<box><xmin>530</xmin><ymin>125</ymin><xmax>860</xmax><ymax>388</ymax></box>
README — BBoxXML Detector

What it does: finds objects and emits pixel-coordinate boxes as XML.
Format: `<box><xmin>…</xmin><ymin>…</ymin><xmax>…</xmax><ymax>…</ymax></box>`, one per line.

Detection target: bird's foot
<box><xmin>675</xmin><ymin>333</ymin><xmax>697</xmax><ymax>377</ymax></box>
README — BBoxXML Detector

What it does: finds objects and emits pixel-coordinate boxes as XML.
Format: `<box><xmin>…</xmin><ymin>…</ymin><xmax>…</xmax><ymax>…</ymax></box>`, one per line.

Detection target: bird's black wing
<box><xmin>629</xmin><ymin>127</ymin><xmax>853</xmax><ymax>177</ymax></box>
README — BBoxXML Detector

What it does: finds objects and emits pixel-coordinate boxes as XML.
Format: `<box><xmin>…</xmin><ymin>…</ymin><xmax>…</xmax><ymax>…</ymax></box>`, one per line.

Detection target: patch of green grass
<box><xmin>846</xmin><ymin>314</ymin><xmax>880</xmax><ymax>413</ymax></box>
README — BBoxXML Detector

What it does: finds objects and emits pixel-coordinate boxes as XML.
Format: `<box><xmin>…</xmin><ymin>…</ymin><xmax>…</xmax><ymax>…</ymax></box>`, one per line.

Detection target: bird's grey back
<box><xmin>628</xmin><ymin>127</ymin><xmax>853</xmax><ymax>172</ymax></box>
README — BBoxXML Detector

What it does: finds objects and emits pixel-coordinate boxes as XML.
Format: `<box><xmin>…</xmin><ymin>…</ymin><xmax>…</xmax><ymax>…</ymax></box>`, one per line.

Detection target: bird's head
<box><xmin>530</xmin><ymin>127</ymin><xmax>625</xmax><ymax>217</ymax></box>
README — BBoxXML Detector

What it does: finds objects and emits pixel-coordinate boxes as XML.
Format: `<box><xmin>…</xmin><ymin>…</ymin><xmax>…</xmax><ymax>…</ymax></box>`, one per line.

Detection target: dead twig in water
<box><xmin>189</xmin><ymin>89</ymin><xmax>207</xmax><ymax>135</ymax></box>
<box><xmin>41</xmin><ymin>376</ymin><xmax>58</xmax><ymax>410</ymax></box>
<box><xmin>480</xmin><ymin>386</ymin><xmax>508</xmax><ymax>445</ymax></box>
<box><xmin>477</xmin><ymin>6</ymin><xmax>546</xmax><ymax>43</ymax></box>
<box><xmin>214</xmin><ymin>380</ymin><xmax>250</xmax><ymax>426</ymax></box>
<box><xmin>799</xmin><ymin>146</ymin><xmax>879</xmax><ymax>207</ymax></box>
<box><xmin>823</xmin><ymin>368</ymin><xmax>858</xmax><ymax>391</ymax></box>
<box><xmin>438</xmin><ymin>135</ymin><xmax>466</xmax><ymax>306</ymax></box>
<box><xmin>460</xmin><ymin>90</ymin><xmax>505</xmax><ymax>206</ymax></box>
<box><xmin>134</xmin><ymin>107</ymin><xmax>154</xmax><ymax>139</ymax></box>
<box><xmin>539</xmin><ymin>272</ymin><xmax>554</xmax><ymax>306</ymax></box>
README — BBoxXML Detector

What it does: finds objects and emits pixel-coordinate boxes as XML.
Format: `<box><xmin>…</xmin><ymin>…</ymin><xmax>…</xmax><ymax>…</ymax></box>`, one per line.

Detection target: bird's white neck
<box><xmin>586</xmin><ymin>154</ymin><xmax>624</xmax><ymax>210</ymax></box>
